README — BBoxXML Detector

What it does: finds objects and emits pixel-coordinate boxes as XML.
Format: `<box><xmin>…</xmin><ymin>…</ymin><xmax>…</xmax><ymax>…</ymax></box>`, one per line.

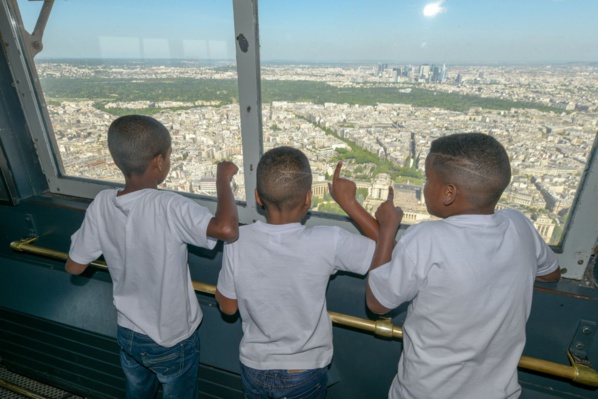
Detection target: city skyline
<box><xmin>16</xmin><ymin>0</ymin><xmax>598</xmax><ymax>64</ymax></box>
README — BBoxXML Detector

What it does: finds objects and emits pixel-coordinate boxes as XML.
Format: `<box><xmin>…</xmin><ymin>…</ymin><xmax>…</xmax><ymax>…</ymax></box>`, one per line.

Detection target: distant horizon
<box><xmin>34</xmin><ymin>57</ymin><xmax>598</xmax><ymax>68</ymax></box>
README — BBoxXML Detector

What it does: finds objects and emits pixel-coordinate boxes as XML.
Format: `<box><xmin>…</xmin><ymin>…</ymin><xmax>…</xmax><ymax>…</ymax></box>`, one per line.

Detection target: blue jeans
<box><xmin>116</xmin><ymin>326</ymin><xmax>200</xmax><ymax>399</ymax></box>
<box><xmin>240</xmin><ymin>364</ymin><xmax>328</xmax><ymax>399</ymax></box>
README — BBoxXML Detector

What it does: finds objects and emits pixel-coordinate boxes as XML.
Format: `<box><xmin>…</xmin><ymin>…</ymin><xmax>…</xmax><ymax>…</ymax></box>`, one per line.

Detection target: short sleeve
<box><xmin>534</xmin><ymin>236</ymin><xmax>560</xmax><ymax>277</ymax></box>
<box><xmin>216</xmin><ymin>241</ymin><xmax>237</xmax><ymax>300</ymax></box>
<box><xmin>332</xmin><ymin>228</ymin><xmax>376</xmax><ymax>275</ymax></box>
<box><xmin>368</xmin><ymin>240</ymin><xmax>422</xmax><ymax>310</ymax></box>
<box><xmin>514</xmin><ymin>210</ymin><xmax>560</xmax><ymax>277</ymax></box>
<box><xmin>168</xmin><ymin>195</ymin><xmax>217</xmax><ymax>250</ymax></box>
<box><xmin>68</xmin><ymin>201</ymin><xmax>103</xmax><ymax>265</ymax></box>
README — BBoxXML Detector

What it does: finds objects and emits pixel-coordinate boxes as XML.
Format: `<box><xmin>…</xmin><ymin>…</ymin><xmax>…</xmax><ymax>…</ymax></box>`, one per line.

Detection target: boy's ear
<box><xmin>304</xmin><ymin>190</ymin><xmax>312</xmax><ymax>209</ymax></box>
<box><xmin>254</xmin><ymin>188</ymin><xmax>264</xmax><ymax>207</ymax></box>
<box><xmin>152</xmin><ymin>154</ymin><xmax>163</xmax><ymax>172</ymax></box>
<box><xmin>442</xmin><ymin>183</ymin><xmax>457</xmax><ymax>206</ymax></box>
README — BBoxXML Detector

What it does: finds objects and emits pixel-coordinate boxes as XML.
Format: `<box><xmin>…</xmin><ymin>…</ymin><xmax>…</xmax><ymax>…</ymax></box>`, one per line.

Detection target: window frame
<box><xmin>557</xmin><ymin>134</ymin><xmax>598</xmax><ymax>280</ymax></box>
<box><xmin>1</xmin><ymin>0</ymin><xmax>597</xmax><ymax>280</ymax></box>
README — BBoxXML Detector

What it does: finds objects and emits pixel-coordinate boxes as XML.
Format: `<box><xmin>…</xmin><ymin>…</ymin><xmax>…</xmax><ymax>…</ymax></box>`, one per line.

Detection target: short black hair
<box><xmin>256</xmin><ymin>146</ymin><xmax>312</xmax><ymax>212</ymax></box>
<box><xmin>429</xmin><ymin>133</ymin><xmax>511</xmax><ymax>208</ymax></box>
<box><xmin>107</xmin><ymin>115</ymin><xmax>172</xmax><ymax>177</ymax></box>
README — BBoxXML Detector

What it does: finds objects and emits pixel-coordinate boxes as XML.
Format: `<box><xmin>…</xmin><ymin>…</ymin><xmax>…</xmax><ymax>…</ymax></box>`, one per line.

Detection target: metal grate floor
<box><xmin>0</xmin><ymin>365</ymin><xmax>85</xmax><ymax>399</ymax></box>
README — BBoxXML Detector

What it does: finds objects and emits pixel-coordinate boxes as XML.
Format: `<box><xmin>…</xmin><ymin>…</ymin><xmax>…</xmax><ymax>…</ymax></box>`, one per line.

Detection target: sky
<box><xmin>16</xmin><ymin>0</ymin><xmax>598</xmax><ymax>64</ymax></box>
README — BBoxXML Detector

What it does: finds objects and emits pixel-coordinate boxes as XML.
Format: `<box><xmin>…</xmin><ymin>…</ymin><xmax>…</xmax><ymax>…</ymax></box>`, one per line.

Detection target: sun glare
<box><xmin>423</xmin><ymin>1</ymin><xmax>446</xmax><ymax>17</ymax></box>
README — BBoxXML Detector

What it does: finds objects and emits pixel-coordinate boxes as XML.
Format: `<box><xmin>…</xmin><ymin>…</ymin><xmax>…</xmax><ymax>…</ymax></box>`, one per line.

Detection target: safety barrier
<box><xmin>10</xmin><ymin>237</ymin><xmax>598</xmax><ymax>388</ymax></box>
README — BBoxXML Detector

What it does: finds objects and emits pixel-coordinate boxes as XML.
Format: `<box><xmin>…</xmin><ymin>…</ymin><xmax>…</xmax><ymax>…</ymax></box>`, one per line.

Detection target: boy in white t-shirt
<box><xmin>65</xmin><ymin>115</ymin><xmax>239</xmax><ymax>399</ymax></box>
<box><xmin>215</xmin><ymin>146</ymin><xmax>402</xmax><ymax>398</ymax></box>
<box><xmin>366</xmin><ymin>133</ymin><xmax>561</xmax><ymax>399</ymax></box>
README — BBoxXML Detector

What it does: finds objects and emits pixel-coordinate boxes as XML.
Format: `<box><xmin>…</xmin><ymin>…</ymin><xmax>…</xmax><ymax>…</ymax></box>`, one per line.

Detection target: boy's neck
<box><xmin>264</xmin><ymin>208</ymin><xmax>306</xmax><ymax>225</ymax></box>
<box><xmin>442</xmin><ymin>203</ymin><xmax>497</xmax><ymax>218</ymax></box>
<box><xmin>119</xmin><ymin>175</ymin><xmax>159</xmax><ymax>196</ymax></box>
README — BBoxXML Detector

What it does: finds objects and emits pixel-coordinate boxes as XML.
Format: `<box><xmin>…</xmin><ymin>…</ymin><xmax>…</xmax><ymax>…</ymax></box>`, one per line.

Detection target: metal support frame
<box><xmin>558</xmin><ymin>134</ymin><xmax>598</xmax><ymax>279</ymax></box>
<box><xmin>232</xmin><ymin>0</ymin><xmax>263</xmax><ymax>221</ymax></box>
<box><xmin>569</xmin><ymin>320</ymin><xmax>596</xmax><ymax>366</ymax></box>
<box><xmin>0</xmin><ymin>0</ymin><xmax>67</xmax><ymax>193</ymax></box>
<box><xmin>0</xmin><ymin>149</ymin><xmax>18</xmax><ymax>205</ymax></box>
<box><xmin>19</xmin><ymin>0</ymin><xmax>54</xmax><ymax>58</ymax></box>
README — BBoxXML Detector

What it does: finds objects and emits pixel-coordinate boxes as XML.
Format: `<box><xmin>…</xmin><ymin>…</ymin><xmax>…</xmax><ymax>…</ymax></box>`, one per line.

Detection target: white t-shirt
<box><xmin>69</xmin><ymin>189</ymin><xmax>216</xmax><ymax>347</ymax></box>
<box><xmin>217</xmin><ymin>221</ymin><xmax>376</xmax><ymax>370</ymax></box>
<box><xmin>369</xmin><ymin>209</ymin><xmax>559</xmax><ymax>399</ymax></box>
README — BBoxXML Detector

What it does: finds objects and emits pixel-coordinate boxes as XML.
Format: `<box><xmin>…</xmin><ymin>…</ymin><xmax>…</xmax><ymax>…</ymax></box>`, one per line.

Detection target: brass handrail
<box><xmin>9</xmin><ymin>238</ymin><xmax>598</xmax><ymax>388</ymax></box>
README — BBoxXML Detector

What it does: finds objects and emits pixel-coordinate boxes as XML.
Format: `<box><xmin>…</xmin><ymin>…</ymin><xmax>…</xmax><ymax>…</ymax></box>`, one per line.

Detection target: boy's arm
<box><xmin>207</xmin><ymin>161</ymin><xmax>240</xmax><ymax>242</ymax></box>
<box><xmin>328</xmin><ymin>161</ymin><xmax>380</xmax><ymax>241</ymax></box>
<box><xmin>215</xmin><ymin>289</ymin><xmax>238</xmax><ymax>315</ymax></box>
<box><xmin>366</xmin><ymin>283</ymin><xmax>393</xmax><ymax>315</ymax></box>
<box><xmin>65</xmin><ymin>256</ymin><xmax>88</xmax><ymax>275</ymax></box>
<box><xmin>366</xmin><ymin>187</ymin><xmax>403</xmax><ymax>314</ymax></box>
<box><xmin>535</xmin><ymin>266</ymin><xmax>561</xmax><ymax>282</ymax></box>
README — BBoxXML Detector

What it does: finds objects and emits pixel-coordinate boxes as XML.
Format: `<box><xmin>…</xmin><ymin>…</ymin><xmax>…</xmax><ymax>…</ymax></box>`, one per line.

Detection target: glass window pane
<box><xmin>259</xmin><ymin>0</ymin><xmax>598</xmax><ymax>246</ymax></box>
<box><xmin>17</xmin><ymin>0</ymin><xmax>244</xmax><ymax>200</ymax></box>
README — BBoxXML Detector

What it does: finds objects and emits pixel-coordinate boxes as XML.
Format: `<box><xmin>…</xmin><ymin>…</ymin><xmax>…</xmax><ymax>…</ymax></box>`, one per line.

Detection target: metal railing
<box><xmin>9</xmin><ymin>237</ymin><xmax>598</xmax><ymax>388</ymax></box>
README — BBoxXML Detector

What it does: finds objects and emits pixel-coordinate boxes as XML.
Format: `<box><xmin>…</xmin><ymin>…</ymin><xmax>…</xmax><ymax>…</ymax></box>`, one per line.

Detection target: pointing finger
<box><xmin>333</xmin><ymin>161</ymin><xmax>342</xmax><ymax>182</ymax></box>
<box><xmin>387</xmin><ymin>186</ymin><xmax>394</xmax><ymax>202</ymax></box>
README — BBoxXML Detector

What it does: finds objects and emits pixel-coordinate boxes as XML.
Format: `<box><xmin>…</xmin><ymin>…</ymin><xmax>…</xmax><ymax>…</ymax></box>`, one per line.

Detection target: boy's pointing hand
<box><xmin>376</xmin><ymin>187</ymin><xmax>403</xmax><ymax>230</ymax></box>
<box><xmin>328</xmin><ymin>161</ymin><xmax>357</xmax><ymax>208</ymax></box>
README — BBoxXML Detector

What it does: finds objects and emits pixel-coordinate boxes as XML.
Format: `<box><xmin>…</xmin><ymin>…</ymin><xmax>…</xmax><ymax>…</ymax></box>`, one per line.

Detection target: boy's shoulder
<box><xmin>496</xmin><ymin>208</ymin><xmax>538</xmax><ymax>230</ymax></box>
<box><xmin>149</xmin><ymin>190</ymin><xmax>207</xmax><ymax>213</ymax></box>
<box><xmin>94</xmin><ymin>188</ymin><xmax>118</xmax><ymax>198</ymax></box>
<box><xmin>238</xmin><ymin>221</ymin><xmax>348</xmax><ymax>237</ymax></box>
<box><xmin>496</xmin><ymin>208</ymin><xmax>524</xmax><ymax>219</ymax></box>
<box><xmin>89</xmin><ymin>188</ymin><xmax>118</xmax><ymax>205</ymax></box>
<box><xmin>130</xmin><ymin>188</ymin><xmax>191</xmax><ymax>203</ymax></box>
<box><xmin>101</xmin><ymin>188</ymin><xmax>199</xmax><ymax>211</ymax></box>
<box><xmin>403</xmin><ymin>209</ymin><xmax>531</xmax><ymax>238</ymax></box>
<box><xmin>402</xmin><ymin>218</ymin><xmax>444</xmax><ymax>235</ymax></box>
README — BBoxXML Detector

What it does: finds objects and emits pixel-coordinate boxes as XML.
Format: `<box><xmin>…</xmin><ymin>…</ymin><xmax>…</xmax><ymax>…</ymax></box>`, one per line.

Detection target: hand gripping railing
<box><xmin>9</xmin><ymin>237</ymin><xmax>598</xmax><ymax>388</ymax></box>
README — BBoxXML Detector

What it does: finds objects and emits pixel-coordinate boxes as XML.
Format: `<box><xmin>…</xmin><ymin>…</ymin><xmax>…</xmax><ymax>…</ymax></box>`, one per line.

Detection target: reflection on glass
<box><xmin>17</xmin><ymin>0</ymin><xmax>244</xmax><ymax>200</ymax></box>
<box><xmin>258</xmin><ymin>0</ymin><xmax>598</xmax><ymax>246</ymax></box>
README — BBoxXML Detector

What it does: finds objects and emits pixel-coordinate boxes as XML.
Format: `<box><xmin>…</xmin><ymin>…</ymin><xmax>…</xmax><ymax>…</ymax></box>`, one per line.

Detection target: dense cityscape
<box><xmin>37</xmin><ymin>61</ymin><xmax>598</xmax><ymax>245</ymax></box>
